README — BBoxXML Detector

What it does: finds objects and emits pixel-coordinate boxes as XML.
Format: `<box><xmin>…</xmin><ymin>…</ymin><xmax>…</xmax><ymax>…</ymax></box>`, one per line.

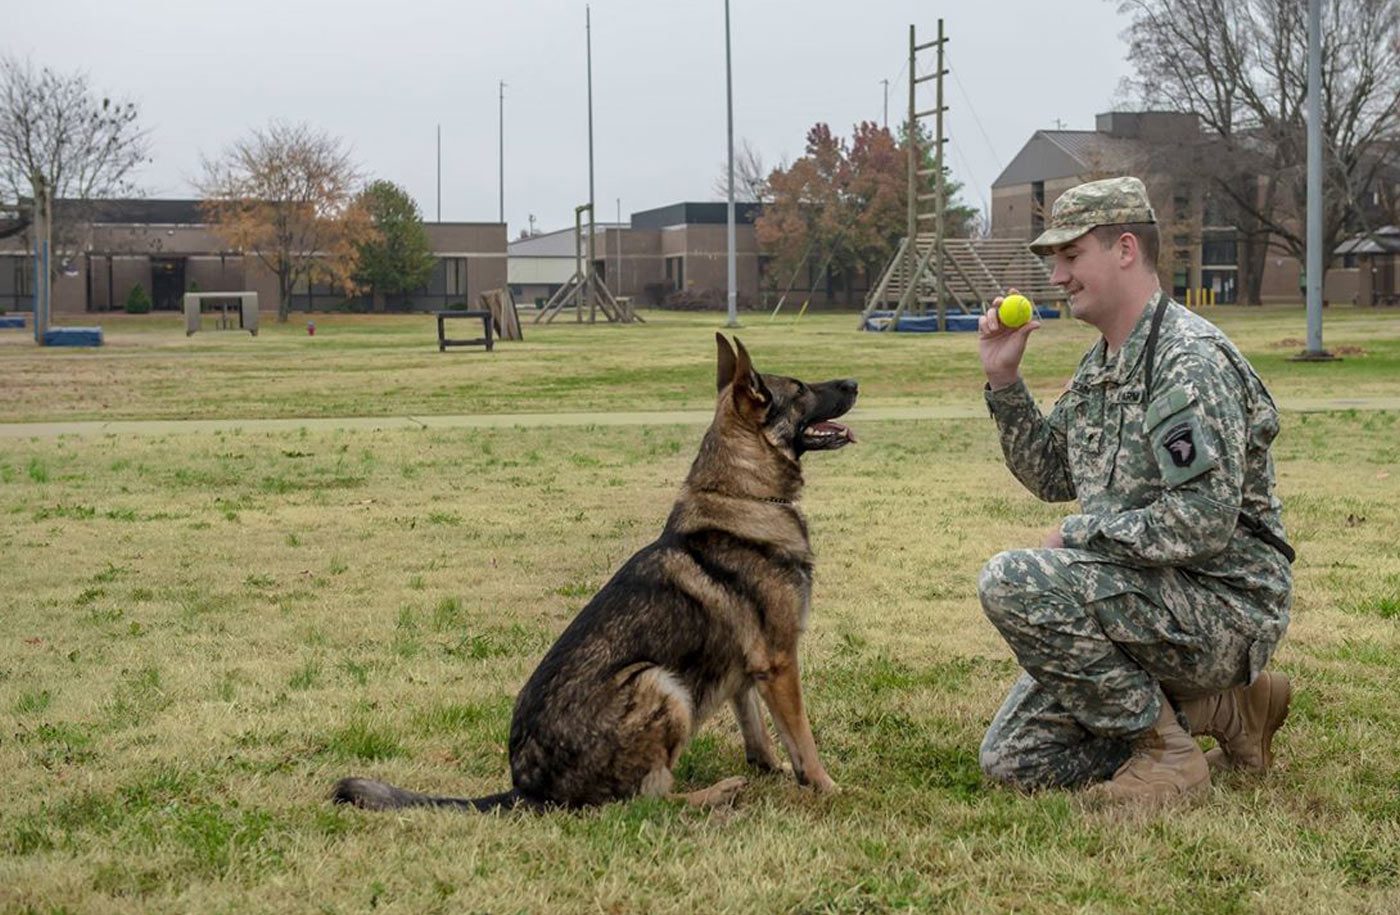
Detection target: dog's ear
<box><xmin>730</xmin><ymin>337</ymin><xmax>769</xmax><ymax>410</ymax></box>
<box><xmin>716</xmin><ymin>333</ymin><xmax>738</xmax><ymax>392</ymax></box>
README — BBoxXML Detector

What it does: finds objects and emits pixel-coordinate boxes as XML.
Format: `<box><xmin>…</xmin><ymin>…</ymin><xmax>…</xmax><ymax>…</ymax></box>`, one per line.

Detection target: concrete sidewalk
<box><xmin>1</xmin><ymin>397</ymin><xmax>1397</xmax><ymax>440</ymax></box>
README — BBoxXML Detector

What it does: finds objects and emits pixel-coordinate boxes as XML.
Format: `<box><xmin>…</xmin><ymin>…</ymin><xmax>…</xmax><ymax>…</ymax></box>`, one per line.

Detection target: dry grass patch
<box><xmin>1</xmin><ymin>404</ymin><xmax>1398</xmax><ymax>911</ymax></box>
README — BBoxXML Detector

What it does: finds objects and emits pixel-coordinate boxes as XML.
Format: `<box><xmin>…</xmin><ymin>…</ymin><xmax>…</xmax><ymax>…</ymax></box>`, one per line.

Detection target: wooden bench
<box><xmin>435</xmin><ymin>309</ymin><xmax>494</xmax><ymax>352</ymax></box>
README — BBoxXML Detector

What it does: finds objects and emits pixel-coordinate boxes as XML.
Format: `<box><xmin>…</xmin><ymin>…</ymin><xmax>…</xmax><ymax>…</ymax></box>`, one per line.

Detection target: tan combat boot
<box><xmin>1084</xmin><ymin>691</ymin><xmax>1209</xmax><ymax>804</ymax></box>
<box><xmin>1179</xmin><ymin>671</ymin><xmax>1292</xmax><ymax>773</ymax></box>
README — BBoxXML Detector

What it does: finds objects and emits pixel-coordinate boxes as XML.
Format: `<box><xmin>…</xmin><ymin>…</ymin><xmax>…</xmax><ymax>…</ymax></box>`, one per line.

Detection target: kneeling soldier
<box><xmin>975</xmin><ymin>177</ymin><xmax>1294</xmax><ymax>802</ymax></box>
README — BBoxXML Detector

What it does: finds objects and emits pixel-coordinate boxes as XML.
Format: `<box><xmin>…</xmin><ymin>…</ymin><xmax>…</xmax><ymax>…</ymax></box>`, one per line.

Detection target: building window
<box><xmin>665</xmin><ymin>256</ymin><xmax>684</xmax><ymax>289</ymax></box>
<box><xmin>0</xmin><ymin>255</ymin><xmax>33</xmax><ymax>311</ymax></box>
<box><xmin>1202</xmin><ymin>238</ymin><xmax>1237</xmax><ymax>266</ymax></box>
<box><xmin>444</xmin><ymin>257</ymin><xmax>467</xmax><ymax>297</ymax></box>
<box><xmin>1202</xmin><ymin>194</ymin><xmax>1230</xmax><ymax>227</ymax></box>
<box><xmin>1173</xmin><ymin>194</ymin><xmax>1190</xmax><ymax>222</ymax></box>
<box><xmin>1173</xmin><ymin>248</ymin><xmax>1191</xmax><ymax>299</ymax></box>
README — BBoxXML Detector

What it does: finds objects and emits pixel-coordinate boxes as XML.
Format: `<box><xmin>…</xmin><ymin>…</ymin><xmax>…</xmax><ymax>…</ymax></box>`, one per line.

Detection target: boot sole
<box><xmin>1080</xmin><ymin>773</ymin><xmax>1211</xmax><ymax>809</ymax></box>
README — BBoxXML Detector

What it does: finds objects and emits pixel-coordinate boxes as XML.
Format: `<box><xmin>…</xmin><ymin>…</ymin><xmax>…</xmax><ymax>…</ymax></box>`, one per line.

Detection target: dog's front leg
<box><xmin>753</xmin><ymin>656</ymin><xmax>838</xmax><ymax>794</ymax></box>
<box><xmin>732</xmin><ymin>685</ymin><xmax>785</xmax><ymax>773</ymax></box>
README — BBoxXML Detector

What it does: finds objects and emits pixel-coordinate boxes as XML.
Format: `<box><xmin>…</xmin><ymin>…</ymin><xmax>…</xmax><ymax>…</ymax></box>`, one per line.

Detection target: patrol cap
<box><xmin>1029</xmin><ymin>176</ymin><xmax>1157</xmax><ymax>255</ymax></box>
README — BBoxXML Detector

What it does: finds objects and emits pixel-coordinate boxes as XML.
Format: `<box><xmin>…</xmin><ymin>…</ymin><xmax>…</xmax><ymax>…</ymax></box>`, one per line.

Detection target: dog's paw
<box><xmin>683</xmin><ymin>776</ymin><xmax>749</xmax><ymax>807</ymax></box>
<box><xmin>746</xmin><ymin>753</ymin><xmax>791</xmax><ymax>776</ymax></box>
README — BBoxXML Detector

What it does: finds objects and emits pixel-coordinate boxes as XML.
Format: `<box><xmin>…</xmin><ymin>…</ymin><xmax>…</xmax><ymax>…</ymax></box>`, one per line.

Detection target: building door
<box><xmin>150</xmin><ymin>257</ymin><xmax>186</xmax><ymax>311</ymax></box>
<box><xmin>1202</xmin><ymin>269</ymin><xmax>1237</xmax><ymax>304</ymax></box>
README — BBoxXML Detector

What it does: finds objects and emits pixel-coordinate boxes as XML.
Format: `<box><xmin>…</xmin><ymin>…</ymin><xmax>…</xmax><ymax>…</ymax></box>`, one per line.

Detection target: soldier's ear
<box><xmin>730</xmin><ymin>338</ymin><xmax>769</xmax><ymax>411</ymax></box>
<box><xmin>716</xmin><ymin>333</ymin><xmax>737</xmax><ymax>392</ymax></box>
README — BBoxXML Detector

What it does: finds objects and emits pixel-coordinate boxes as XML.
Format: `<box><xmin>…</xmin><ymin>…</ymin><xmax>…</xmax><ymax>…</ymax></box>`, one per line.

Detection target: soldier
<box><xmin>976</xmin><ymin>176</ymin><xmax>1295</xmax><ymax>802</ymax></box>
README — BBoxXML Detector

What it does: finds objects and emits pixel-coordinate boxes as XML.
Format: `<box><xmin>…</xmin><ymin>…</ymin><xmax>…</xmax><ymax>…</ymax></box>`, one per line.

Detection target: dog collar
<box><xmin>696</xmin><ymin>488</ymin><xmax>793</xmax><ymax>506</ymax></box>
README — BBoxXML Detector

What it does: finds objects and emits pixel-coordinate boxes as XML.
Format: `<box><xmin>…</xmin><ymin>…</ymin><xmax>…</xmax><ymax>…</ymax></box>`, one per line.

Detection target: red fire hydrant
<box><xmin>307</xmin><ymin>321</ymin><xmax>316</xmax><ymax>336</ymax></box>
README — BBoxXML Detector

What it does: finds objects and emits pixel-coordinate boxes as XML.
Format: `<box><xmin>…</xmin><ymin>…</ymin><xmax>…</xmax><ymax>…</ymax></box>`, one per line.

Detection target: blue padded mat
<box><xmin>43</xmin><ymin>326</ymin><xmax>104</xmax><ymax>347</ymax></box>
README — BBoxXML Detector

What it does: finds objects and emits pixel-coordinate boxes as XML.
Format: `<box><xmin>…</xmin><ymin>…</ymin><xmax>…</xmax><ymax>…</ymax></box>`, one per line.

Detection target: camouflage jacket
<box><xmin>985</xmin><ymin>292</ymin><xmax>1291</xmax><ymax>639</ymax></box>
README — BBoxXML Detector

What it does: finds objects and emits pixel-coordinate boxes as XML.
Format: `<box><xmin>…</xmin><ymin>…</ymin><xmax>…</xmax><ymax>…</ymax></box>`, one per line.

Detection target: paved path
<box><xmin>2</xmin><ymin>396</ymin><xmax>1397</xmax><ymax>440</ymax></box>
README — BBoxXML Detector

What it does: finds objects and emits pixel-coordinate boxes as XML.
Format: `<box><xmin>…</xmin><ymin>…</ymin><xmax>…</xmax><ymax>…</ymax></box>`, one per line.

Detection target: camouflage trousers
<box><xmin>976</xmin><ymin>548</ymin><xmax>1261</xmax><ymax>790</ymax></box>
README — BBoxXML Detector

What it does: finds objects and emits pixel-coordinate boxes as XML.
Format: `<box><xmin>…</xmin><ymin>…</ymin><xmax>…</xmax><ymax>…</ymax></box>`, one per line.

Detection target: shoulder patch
<box><xmin>1152</xmin><ymin>410</ymin><xmax>1216</xmax><ymax>487</ymax></box>
<box><xmin>1162</xmin><ymin>422</ymin><xmax>1197</xmax><ymax>467</ymax></box>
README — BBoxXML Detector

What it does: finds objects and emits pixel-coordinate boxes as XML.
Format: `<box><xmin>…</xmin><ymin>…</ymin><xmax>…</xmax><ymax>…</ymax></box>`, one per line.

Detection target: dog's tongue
<box><xmin>810</xmin><ymin>421</ymin><xmax>858</xmax><ymax>443</ymax></box>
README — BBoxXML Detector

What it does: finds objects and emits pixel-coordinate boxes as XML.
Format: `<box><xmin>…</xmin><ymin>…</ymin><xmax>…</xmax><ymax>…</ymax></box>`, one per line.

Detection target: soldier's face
<box><xmin>1049</xmin><ymin>235</ymin><xmax>1122</xmax><ymax>324</ymax></box>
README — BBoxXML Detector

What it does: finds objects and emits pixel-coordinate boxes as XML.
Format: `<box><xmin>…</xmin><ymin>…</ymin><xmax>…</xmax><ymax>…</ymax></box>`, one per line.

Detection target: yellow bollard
<box><xmin>793</xmin><ymin>299</ymin><xmax>811</xmax><ymax>324</ymax></box>
<box><xmin>1185</xmin><ymin>288</ymin><xmax>1193</xmax><ymax>308</ymax></box>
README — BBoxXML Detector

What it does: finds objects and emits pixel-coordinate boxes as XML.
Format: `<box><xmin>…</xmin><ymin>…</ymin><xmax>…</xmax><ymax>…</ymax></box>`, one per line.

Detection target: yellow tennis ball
<box><xmin>998</xmin><ymin>294</ymin><xmax>1034</xmax><ymax>328</ymax></box>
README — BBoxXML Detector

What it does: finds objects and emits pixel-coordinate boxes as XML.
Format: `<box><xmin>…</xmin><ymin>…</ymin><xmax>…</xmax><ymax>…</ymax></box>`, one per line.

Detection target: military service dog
<box><xmin>333</xmin><ymin>334</ymin><xmax>857</xmax><ymax>811</ymax></box>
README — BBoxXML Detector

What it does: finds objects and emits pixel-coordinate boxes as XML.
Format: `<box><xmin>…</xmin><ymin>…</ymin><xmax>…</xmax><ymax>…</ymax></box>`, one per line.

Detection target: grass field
<box><xmin>2</xmin><ymin>305</ymin><xmax>1399</xmax><ymax>913</ymax></box>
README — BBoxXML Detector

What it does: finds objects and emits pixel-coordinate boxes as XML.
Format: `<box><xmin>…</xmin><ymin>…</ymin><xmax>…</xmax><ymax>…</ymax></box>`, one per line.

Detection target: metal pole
<box><xmin>902</xmin><ymin>23</ymin><xmax>915</xmax><ymax>328</ymax></box>
<box><xmin>436</xmin><ymin>124</ymin><xmax>441</xmax><ymax>222</ymax></box>
<box><xmin>499</xmin><ymin>81</ymin><xmax>506</xmax><ymax>226</ymax></box>
<box><xmin>1303</xmin><ymin>0</ymin><xmax>1327</xmax><ymax>356</ymax></box>
<box><xmin>724</xmin><ymin>0</ymin><xmax>738</xmax><ymax>327</ymax></box>
<box><xmin>31</xmin><ymin>186</ymin><xmax>41</xmax><ymax>344</ymax></box>
<box><xmin>616</xmin><ymin>197</ymin><xmax>622</xmax><ymax>298</ymax></box>
<box><xmin>575</xmin><ymin>204</ymin><xmax>584</xmax><ymax>323</ymax></box>
<box><xmin>586</xmin><ymin>5</ymin><xmax>597</xmax><ymax>321</ymax></box>
<box><xmin>44</xmin><ymin>183</ymin><xmax>51</xmax><ymax>336</ymax></box>
<box><xmin>935</xmin><ymin>18</ymin><xmax>946</xmax><ymax>331</ymax></box>
<box><xmin>881</xmin><ymin>78</ymin><xmax>889</xmax><ymax>129</ymax></box>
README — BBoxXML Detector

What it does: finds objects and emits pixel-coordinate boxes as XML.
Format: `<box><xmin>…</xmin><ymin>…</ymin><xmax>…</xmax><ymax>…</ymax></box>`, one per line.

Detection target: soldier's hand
<box><xmin>979</xmin><ymin>287</ymin><xmax>1041</xmax><ymax>390</ymax></box>
<box><xmin>1041</xmin><ymin>525</ymin><xmax>1066</xmax><ymax>549</ymax></box>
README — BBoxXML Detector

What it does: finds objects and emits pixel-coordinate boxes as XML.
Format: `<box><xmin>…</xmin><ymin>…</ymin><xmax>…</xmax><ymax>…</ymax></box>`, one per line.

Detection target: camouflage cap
<box><xmin>1028</xmin><ymin>176</ymin><xmax>1157</xmax><ymax>255</ymax></box>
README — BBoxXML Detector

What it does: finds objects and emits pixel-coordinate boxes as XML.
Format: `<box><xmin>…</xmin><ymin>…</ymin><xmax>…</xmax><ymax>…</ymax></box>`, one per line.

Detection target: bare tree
<box><xmin>0</xmin><ymin>54</ymin><xmax>148</xmax><ymax>277</ymax></box>
<box><xmin>711</xmin><ymin>138</ymin><xmax>772</xmax><ymax>202</ymax></box>
<box><xmin>1117</xmin><ymin>0</ymin><xmax>1400</xmax><ymax>303</ymax></box>
<box><xmin>197</xmin><ymin>122</ymin><xmax>371</xmax><ymax>322</ymax></box>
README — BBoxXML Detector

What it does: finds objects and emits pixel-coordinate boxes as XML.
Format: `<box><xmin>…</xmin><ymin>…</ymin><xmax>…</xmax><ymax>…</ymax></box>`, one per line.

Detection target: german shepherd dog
<box><xmin>333</xmin><ymin>334</ymin><xmax>857</xmax><ymax>811</ymax></box>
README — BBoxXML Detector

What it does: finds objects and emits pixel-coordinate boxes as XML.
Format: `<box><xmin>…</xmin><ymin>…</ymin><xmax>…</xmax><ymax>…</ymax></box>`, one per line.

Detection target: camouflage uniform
<box><xmin>977</xmin><ymin>179</ymin><xmax>1292</xmax><ymax>790</ymax></box>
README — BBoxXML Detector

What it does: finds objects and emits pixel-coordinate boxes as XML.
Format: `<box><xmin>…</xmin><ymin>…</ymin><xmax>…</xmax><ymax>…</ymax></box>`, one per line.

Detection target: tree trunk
<box><xmin>277</xmin><ymin>270</ymin><xmax>292</xmax><ymax>323</ymax></box>
<box><xmin>1239</xmin><ymin>229</ymin><xmax>1268</xmax><ymax>306</ymax></box>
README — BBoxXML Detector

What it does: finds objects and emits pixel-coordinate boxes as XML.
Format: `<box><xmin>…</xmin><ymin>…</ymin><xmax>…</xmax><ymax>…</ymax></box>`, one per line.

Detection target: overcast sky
<box><xmin>9</xmin><ymin>0</ymin><xmax>1137</xmax><ymax>235</ymax></box>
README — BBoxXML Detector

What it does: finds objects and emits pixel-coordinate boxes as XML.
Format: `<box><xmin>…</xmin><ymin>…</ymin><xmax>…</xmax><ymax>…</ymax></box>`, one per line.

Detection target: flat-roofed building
<box><xmin>0</xmin><ymin>199</ymin><xmax>505</xmax><ymax>315</ymax></box>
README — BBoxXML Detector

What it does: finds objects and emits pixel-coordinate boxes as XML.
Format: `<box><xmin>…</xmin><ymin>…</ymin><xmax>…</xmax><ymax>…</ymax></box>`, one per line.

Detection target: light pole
<box><xmin>499</xmin><ymin>81</ymin><xmax>506</xmax><ymax>227</ymax></box>
<box><xmin>724</xmin><ymin>0</ymin><xmax>738</xmax><ymax>327</ymax></box>
<box><xmin>587</xmin><ymin>5</ymin><xmax>597</xmax><ymax>318</ymax></box>
<box><xmin>1301</xmin><ymin>0</ymin><xmax>1331</xmax><ymax>359</ymax></box>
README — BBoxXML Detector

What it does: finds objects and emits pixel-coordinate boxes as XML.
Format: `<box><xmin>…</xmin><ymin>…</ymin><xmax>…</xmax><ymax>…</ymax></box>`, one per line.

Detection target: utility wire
<box><xmin>945</xmin><ymin>50</ymin><xmax>1005</xmax><ymax>172</ymax></box>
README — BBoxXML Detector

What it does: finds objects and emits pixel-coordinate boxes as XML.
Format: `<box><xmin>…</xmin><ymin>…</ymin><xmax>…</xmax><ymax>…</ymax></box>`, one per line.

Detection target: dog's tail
<box><xmin>332</xmin><ymin>777</ymin><xmax>534</xmax><ymax>813</ymax></box>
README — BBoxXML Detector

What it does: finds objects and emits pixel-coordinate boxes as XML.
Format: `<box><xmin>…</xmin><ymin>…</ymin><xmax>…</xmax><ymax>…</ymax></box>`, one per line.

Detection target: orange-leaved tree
<box><xmin>757</xmin><ymin>121</ymin><xmax>978</xmax><ymax>304</ymax></box>
<box><xmin>197</xmin><ymin>121</ymin><xmax>373</xmax><ymax>322</ymax></box>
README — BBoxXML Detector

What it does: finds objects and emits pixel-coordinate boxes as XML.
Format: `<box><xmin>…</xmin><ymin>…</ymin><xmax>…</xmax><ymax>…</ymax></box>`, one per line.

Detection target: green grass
<box><xmin>3</xmin><ymin>304</ymin><xmax>1399</xmax><ymax>422</ymax></box>
<box><xmin>1</xmin><ymin>306</ymin><xmax>1399</xmax><ymax>912</ymax></box>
